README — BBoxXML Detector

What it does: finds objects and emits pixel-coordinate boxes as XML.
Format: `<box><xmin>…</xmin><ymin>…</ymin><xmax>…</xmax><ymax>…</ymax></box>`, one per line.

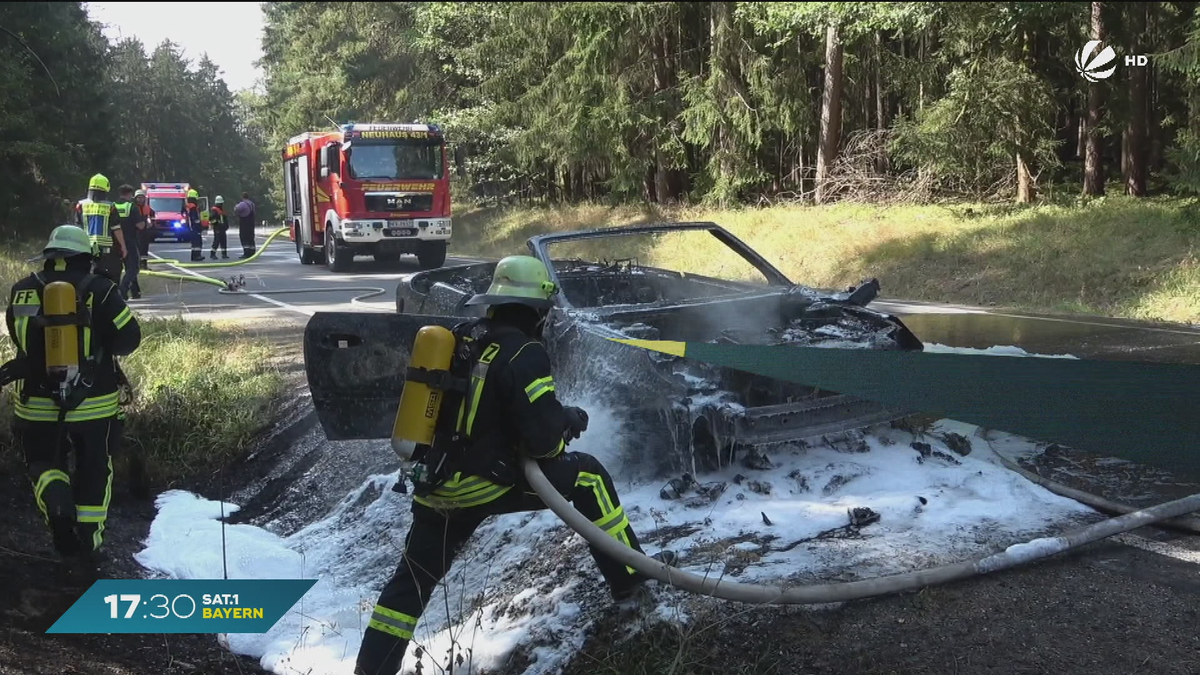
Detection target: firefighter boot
<box><xmin>611</xmin><ymin>550</ymin><xmax>678</xmax><ymax>607</ymax></box>
<box><xmin>209</xmin><ymin>249</ymin><xmax>217</xmax><ymax>260</ymax></box>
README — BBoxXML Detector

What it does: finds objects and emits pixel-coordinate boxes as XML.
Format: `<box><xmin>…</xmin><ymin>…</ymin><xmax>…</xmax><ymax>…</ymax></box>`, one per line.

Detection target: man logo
<box><xmin>1075</xmin><ymin>40</ymin><xmax>1117</xmax><ymax>82</ymax></box>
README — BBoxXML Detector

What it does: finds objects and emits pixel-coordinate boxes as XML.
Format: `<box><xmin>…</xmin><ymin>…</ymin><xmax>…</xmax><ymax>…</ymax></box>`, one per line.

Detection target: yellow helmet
<box><xmin>187</xmin><ymin>189</ymin><xmax>199</xmax><ymax>200</ymax></box>
<box><xmin>88</xmin><ymin>173</ymin><xmax>110</xmax><ymax>192</ymax></box>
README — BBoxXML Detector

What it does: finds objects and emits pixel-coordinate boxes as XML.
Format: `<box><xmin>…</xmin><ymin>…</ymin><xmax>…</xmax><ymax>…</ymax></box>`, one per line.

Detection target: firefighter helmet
<box><xmin>214</xmin><ymin>195</ymin><xmax>224</xmax><ymax>205</ymax></box>
<box><xmin>88</xmin><ymin>173</ymin><xmax>110</xmax><ymax>192</ymax></box>
<box><xmin>187</xmin><ymin>189</ymin><xmax>199</xmax><ymax>200</ymax></box>
<box><xmin>29</xmin><ymin>225</ymin><xmax>93</xmax><ymax>262</ymax></box>
<box><xmin>464</xmin><ymin>255</ymin><xmax>558</xmax><ymax>309</ymax></box>
<box><xmin>134</xmin><ymin>189</ymin><xmax>146</xmax><ymax>198</ymax></box>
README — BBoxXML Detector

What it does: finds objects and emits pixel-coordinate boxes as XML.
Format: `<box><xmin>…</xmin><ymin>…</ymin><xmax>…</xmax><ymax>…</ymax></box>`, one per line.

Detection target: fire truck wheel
<box><xmin>417</xmin><ymin>242</ymin><xmax>447</xmax><ymax>270</ymax></box>
<box><xmin>325</xmin><ymin>230</ymin><xmax>352</xmax><ymax>273</ymax></box>
<box><xmin>297</xmin><ymin>238</ymin><xmax>315</xmax><ymax>265</ymax></box>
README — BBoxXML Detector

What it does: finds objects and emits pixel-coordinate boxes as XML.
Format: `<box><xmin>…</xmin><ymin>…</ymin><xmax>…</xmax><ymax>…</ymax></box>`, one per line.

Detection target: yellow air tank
<box><xmin>43</xmin><ymin>281</ymin><xmax>79</xmax><ymax>384</ymax></box>
<box><xmin>391</xmin><ymin>324</ymin><xmax>456</xmax><ymax>462</ymax></box>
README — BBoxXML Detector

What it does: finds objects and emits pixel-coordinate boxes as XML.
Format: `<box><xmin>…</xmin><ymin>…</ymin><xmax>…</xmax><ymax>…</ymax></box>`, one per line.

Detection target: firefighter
<box><xmin>209</xmin><ymin>195</ymin><xmax>229</xmax><ymax>259</ymax></box>
<box><xmin>74</xmin><ymin>173</ymin><xmax>128</xmax><ymax>282</ymax></box>
<box><xmin>114</xmin><ymin>185</ymin><xmax>143</xmax><ymax>300</ymax></box>
<box><xmin>353</xmin><ymin>255</ymin><xmax>674</xmax><ymax>675</ymax></box>
<box><xmin>134</xmin><ymin>189</ymin><xmax>155</xmax><ymax>269</ymax></box>
<box><xmin>185</xmin><ymin>189</ymin><xmax>204</xmax><ymax>261</ymax></box>
<box><xmin>1</xmin><ymin>225</ymin><xmax>141</xmax><ymax>579</ymax></box>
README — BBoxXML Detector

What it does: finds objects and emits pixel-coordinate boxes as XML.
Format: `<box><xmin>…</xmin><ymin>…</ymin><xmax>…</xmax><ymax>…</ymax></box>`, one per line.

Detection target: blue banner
<box><xmin>46</xmin><ymin>579</ymin><xmax>317</xmax><ymax>634</ymax></box>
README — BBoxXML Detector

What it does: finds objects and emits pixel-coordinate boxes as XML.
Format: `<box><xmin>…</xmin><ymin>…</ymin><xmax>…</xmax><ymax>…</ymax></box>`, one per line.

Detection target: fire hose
<box><xmin>522</xmin><ymin>449</ymin><xmax>1200</xmax><ymax>605</ymax></box>
<box><xmin>139</xmin><ymin>226</ymin><xmax>390</xmax><ymax>307</ymax></box>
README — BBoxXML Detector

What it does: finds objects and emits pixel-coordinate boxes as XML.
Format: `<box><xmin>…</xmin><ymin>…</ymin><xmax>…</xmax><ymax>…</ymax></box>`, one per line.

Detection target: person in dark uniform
<box><xmin>185</xmin><ymin>189</ymin><xmax>204</xmax><ymax>261</ymax></box>
<box><xmin>1</xmin><ymin>225</ymin><xmax>141</xmax><ymax>580</ymax></box>
<box><xmin>353</xmin><ymin>255</ymin><xmax>674</xmax><ymax>675</ymax></box>
<box><xmin>209</xmin><ymin>195</ymin><xmax>229</xmax><ymax>259</ymax></box>
<box><xmin>114</xmin><ymin>184</ymin><xmax>143</xmax><ymax>300</ymax></box>
<box><xmin>235</xmin><ymin>192</ymin><xmax>256</xmax><ymax>259</ymax></box>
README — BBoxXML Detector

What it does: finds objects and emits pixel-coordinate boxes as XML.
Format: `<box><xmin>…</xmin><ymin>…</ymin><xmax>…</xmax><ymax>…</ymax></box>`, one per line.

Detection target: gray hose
<box><xmin>972</xmin><ymin>428</ymin><xmax>1200</xmax><ymax>535</ymax></box>
<box><xmin>523</xmin><ymin>457</ymin><xmax>1200</xmax><ymax>604</ymax></box>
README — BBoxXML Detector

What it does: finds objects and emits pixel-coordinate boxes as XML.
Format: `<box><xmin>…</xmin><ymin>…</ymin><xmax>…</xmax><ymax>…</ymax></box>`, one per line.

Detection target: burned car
<box><xmin>304</xmin><ymin>222</ymin><xmax>923</xmax><ymax>475</ymax></box>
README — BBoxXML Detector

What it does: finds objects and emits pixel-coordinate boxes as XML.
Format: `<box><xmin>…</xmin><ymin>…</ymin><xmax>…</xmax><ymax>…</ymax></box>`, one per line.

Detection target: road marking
<box><xmin>147</xmin><ymin>245</ymin><xmax>317</xmax><ymax>318</ymax></box>
<box><xmin>1113</xmin><ymin>533</ymin><xmax>1200</xmax><ymax>564</ymax></box>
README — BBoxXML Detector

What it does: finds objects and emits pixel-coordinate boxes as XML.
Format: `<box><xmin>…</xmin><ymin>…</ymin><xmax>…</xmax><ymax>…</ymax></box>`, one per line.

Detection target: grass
<box><xmin>0</xmin><ymin>240</ymin><xmax>286</xmax><ymax>487</ymax></box>
<box><xmin>450</xmin><ymin>196</ymin><xmax>1200</xmax><ymax>325</ymax></box>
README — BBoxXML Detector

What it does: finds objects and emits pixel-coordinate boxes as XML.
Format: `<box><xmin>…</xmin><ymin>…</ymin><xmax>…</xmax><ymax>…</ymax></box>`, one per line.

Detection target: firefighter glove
<box><xmin>563</xmin><ymin>406</ymin><xmax>589</xmax><ymax>442</ymax></box>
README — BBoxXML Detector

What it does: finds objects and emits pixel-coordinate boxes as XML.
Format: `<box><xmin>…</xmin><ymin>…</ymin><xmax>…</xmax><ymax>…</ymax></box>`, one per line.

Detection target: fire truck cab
<box><xmin>283</xmin><ymin>122</ymin><xmax>452</xmax><ymax>272</ymax></box>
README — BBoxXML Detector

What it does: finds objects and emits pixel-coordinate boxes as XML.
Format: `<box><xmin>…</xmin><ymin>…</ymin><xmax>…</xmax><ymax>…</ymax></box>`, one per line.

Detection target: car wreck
<box><xmin>304</xmin><ymin>222</ymin><xmax>924</xmax><ymax>476</ymax></box>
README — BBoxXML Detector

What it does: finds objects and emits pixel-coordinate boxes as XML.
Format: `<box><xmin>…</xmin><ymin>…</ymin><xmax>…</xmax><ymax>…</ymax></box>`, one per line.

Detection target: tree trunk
<box><xmin>652</xmin><ymin>17</ymin><xmax>683</xmax><ymax>203</ymax></box>
<box><xmin>815</xmin><ymin>23</ymin><xmax>844</xmax><ymax>205</ymax></box>
<box><xmin>1082</xmin><ymin>1</ymin><xmax>1106</xmax><ymax>197</ymax></box>
<box><xmin>1125</xmin><ymin>3</ymin><xmax>1148</xmax><ymax>196</ymax></box>
<box><xmin>875</xmin><ymin>31</ymin><xmax>887</xmax><ymax>173</ymax></box>
<box><xmin>1016</xmin><ymin>152</ymin><xmax>1035</xmax><ymax>203</ymax></box>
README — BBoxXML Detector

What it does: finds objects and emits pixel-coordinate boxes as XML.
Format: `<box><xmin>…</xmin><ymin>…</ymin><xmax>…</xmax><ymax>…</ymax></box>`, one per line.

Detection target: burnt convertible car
<box><xmin>304</xmin><ymin>222</ymin><xmax>923</xmax><ymax>475</ymax></box>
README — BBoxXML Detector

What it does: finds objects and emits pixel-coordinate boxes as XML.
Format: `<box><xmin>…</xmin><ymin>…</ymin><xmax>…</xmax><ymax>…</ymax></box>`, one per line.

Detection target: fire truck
<box><xmin>282</xmin><ymin>122</ymin><xmax>452</xmax><ymax>272</ymax></box>
<box><xmin>141</xmin><ymin>182</ymin><xmax>208</xmax><ymax>242</ymax></box>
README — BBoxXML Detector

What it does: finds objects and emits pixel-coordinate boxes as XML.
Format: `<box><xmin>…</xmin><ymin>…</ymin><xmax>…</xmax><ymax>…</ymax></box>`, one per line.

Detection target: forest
<box><xmin>0</xmin><ymin>2</ymin><xmax>271</xmax><ymax>239</ymax></box>
<box><xmin>5</xmin><ymin>2</ymin><xmax>1200</xmax><ymax>240</ymax></box>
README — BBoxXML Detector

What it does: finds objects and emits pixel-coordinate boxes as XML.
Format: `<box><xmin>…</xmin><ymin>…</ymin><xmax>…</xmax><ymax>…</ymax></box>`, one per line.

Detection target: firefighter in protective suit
<box><xmin>1</xmin><ymin>225</ymin><xmax>141</xmax><ymax>578</ymax></box>
<box><xmin>185</xmin><ymin>189</ymin><xmax>204</xmax><ymax>261</ymax></box>
<box><xmin>354</xmin><ymin>255</ymin><xmax>675</xmax><ymax>675</ymax></box>
<box><xmin>73</xmin><ymin>173</ymin><xmax>128</xmax><ymax>282</ymax></box>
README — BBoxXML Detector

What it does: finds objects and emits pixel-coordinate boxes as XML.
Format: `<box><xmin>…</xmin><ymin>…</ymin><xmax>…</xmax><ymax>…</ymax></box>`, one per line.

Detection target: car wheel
<box><xmin>417</xmin><ymin>242</ymin><xmax>447</xmax><ymax>270</ymax></box>
<box><xmin>326</xmin><ymin>229</ymin><xmax>351</xmax><ymax>272</ymax></box>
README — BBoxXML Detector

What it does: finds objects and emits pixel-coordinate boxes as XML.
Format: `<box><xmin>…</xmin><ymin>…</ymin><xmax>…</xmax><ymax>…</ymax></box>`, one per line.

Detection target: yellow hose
<box><xmin>146</xmin><ymin>226</ymin><xmax>292</xmax><ymax>268</ymax></box>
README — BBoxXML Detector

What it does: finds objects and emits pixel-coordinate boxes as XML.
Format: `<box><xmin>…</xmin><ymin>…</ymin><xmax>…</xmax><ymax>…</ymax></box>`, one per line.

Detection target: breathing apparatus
<box><xmin>388</xmin><ymin>255</ymin><xmax>560</xmax><ymax>493</ymax></box>
<box><xmin>0</xmin><ymin>226</ymin><xmax>101</xmax><ymax>411</ymax></box>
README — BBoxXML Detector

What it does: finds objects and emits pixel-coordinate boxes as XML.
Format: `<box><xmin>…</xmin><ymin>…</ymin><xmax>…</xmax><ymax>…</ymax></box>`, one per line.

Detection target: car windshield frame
<box><xmin>344</xmin><ymin>139</ymin><xmax>444</xmax><ymax>181</ymax></box>
<box><xmin>527</xmin><ymin>222</ymin><xmax>794</xmax><ymax>310</ymax></box>
<box><xmin>148</xmin><ymin>197</ymin><xmax>185</xmax><ymax>214</ymax></box>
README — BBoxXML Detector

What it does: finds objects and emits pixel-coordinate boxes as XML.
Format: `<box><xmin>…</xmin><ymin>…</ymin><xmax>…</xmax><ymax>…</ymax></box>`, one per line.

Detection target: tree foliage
<box><xmin>0</xmin><ymin>2</ymin><xmax>270</xmax><ymax>239</ymax></box>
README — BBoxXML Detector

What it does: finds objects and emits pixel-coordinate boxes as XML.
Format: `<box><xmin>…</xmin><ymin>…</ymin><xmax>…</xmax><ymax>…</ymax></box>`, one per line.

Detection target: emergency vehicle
<box><xmin>282</xmin><ymin>122</ymin><xmax>452</xmax><ymax>272</ymax></box>
<box><xmin>141</xmin><ymin>182</ymin><xmax>209</xmax><ymax>242</ymax></box>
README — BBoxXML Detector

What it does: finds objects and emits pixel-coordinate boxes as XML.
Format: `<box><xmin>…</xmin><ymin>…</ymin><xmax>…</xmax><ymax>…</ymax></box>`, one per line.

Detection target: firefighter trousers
<box><xmin>190</xmin><ymin>226</ymin><xmax>204</xmax><ymax>260</ymax></box>
<box><xmin>239</xmin><ymin>223</ymin><xmax>256</xmax><ymax>257</ymax></box>
<box><xmin>354</xmin><ymin>452</ymin><xmax>646</xmax><ymax>675</ymax></box>
<box><xmin>210</xmin><ymin>227</ymin><xmax>228</xmax><ymax>256</ymax></box>
<box><xmin>14</xmin><ymin>416</ymin><xmax>122</xmax><ymax>556</ymax></box>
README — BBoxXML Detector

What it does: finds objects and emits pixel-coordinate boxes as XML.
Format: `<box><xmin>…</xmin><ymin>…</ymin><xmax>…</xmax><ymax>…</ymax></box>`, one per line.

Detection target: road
<box><xmin>133</xmin><ymin>228</ymin><xmax>476</xmax><ymax>322</ymax></box>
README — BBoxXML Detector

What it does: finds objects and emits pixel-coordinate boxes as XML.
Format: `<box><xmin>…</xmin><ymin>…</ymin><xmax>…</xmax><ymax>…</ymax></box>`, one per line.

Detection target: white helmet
<box><xmin>214</xmin><ymin>195</ymin><xmax>225</xmax><ymax>205</ymax></box>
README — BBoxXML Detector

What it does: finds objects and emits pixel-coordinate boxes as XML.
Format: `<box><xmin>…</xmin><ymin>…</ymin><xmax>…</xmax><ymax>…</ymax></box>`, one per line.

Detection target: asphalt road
<box><xmin>133</xmin><ymin>228</ymin><xmax>476</xmax><ymax>322</ymax></box>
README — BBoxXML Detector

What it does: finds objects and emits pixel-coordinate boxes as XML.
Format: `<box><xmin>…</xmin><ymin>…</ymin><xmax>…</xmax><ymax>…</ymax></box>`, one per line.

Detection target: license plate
<box><xmin>385</xmin><ymin>228</ymin><xmax>416</xmax><ymax>237</ymax></box>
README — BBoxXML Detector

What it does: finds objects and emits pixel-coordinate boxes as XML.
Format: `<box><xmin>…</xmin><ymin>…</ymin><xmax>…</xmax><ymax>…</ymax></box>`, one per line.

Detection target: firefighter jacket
<box><xmin>413</xmin><ymin>318</ymin><xmax>572</xmax><ymax>510</ymax></box>
<box><xmin>209</xmin><ymin>206</ymin><xmax>228</xmax><ymax>231</ymax></box>
<box><xmin>5</xmin><ymin>258</ymin><xmax>142</xmax><ymax>423</ymax></box>
<box><xmin>185</xmin><ymin>203</ymin><xmax>203</xmax><ymax>232</ymax></box>
<box><xmin>75</xmin><ymin>198</ymin><xmax>122</xmax><ymax>252</ymax></box>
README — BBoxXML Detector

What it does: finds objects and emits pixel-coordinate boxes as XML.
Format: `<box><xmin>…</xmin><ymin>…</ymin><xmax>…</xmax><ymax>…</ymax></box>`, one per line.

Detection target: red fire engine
<box><xmin>282</xmin><ymin>123</ymin><xmax>452</xmax><ymax>272</ymax></box>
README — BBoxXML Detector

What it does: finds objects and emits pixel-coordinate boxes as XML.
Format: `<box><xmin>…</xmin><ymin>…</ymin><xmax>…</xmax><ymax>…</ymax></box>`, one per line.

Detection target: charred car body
<box><xmin>304</xmin><ymin>222</ymin><xmax>923</xmax><ymax>476</ymax></box>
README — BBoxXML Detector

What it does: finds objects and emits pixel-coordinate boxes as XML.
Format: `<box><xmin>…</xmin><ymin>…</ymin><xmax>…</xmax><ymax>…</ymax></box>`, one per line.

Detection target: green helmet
<box><xmin>88</xmin><ymin>173</ymin><xmax>110</xmax><ymax>192</ymax></box>
<box><xmin>29</xmin><ymin>225</ymin><xmax>93</xmax><ymax>262</ymax></box>
<box><xmin>465</xmin><ymin>255</ymin><xmax>558</xmax><ymax>309</ymax></box>
<box><xmin>187</xmin><ymin>188</ymin><xmax>199</xmax><ymax>200</ymax></box>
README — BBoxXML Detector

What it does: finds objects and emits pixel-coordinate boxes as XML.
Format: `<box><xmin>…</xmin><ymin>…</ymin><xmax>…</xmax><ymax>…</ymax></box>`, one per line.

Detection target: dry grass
<box><xmin>0</xmin><ymin>240</ymin><xmax>285</xmax><ymax>486</ymax></box>
<box><xmin>450</xmin><ymin>196</ymin><xmax>1200</xmax><ymax>325</ymax></box>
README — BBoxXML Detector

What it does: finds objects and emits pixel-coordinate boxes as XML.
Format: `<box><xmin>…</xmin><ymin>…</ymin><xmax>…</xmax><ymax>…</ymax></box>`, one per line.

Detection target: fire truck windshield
<box><xmin>346</xmin><ymin>141</ymin><xmax>443</xmax><ymax>181</ymax></box>
<box><xmin>148</xmin><ymin>197</ymin><xmax>185</xmax><ymax>213</ymax></box>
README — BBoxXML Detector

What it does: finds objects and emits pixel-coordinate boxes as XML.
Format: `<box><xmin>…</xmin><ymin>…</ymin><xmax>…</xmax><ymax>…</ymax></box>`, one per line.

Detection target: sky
<box><xmin>85</xmin><ymin>2</ymin><xmax>266</xmax><ymax>93</ymax></box>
